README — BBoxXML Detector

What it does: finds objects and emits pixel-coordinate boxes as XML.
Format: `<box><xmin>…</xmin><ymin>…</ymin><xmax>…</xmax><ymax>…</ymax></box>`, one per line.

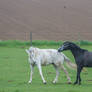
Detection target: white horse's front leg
<box><xmin>61</xmin><ymin>65</ymin><xmax>71</xmax><ymax>84</ymax></box>
<box><xmin>28</xmin><ymin>64</ymin><xmax>34</xmax><ymax>84</ymax></box>
<box><xmin>53</xmin><ymin>66</ymin><xmax>59</xmax><ymax>84</ymax></box>
<box><xmin>37</xmin><ymin>63</ymin><xmax>46</xmax><ymax>84</ymax></box>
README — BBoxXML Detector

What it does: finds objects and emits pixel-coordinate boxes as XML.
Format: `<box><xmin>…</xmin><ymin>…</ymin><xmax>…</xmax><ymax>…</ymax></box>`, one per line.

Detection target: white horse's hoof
<box><xmin>53</xmin><ymin>81</ymin><xmax>57</xmax><ymax>84</ymax></box>
<box><xmin>28</xmin><ymin>81</ymin><xmax>32</xmax><ymax>84</ymax></box>
<box><xmin>67</xmin><ymin>81</ymin><xmax>72</xmax><ymax>84</ymax></box>
<box><xmin>43</xmin><ymin>81</ymin><xmax>47</xmax><ymax>84</ymax></box>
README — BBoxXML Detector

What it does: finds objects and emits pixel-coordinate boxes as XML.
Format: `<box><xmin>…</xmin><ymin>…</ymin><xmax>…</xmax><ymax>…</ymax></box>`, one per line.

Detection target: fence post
<box><xmin>30</xmin><ymin>32</ymin><xmax>32</xmax><ymax>46</ymax></box>
<box><xmin>78</xmin><ymin>32</ymin><xmax>81</xmax><ymax>46</ymax></box>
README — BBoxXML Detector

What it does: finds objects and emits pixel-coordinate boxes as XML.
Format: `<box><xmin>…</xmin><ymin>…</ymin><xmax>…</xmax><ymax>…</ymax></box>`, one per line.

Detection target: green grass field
<box><xmin>0</xmin><ymin>44</ymin><xmax>92</xmax><ymax>92</ymax></box>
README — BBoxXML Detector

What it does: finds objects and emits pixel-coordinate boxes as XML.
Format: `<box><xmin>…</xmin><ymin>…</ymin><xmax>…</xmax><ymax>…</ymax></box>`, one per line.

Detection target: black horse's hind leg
<box><xmin>74</xmin><ymin>66</ymin><xmax>83</xmax><ymax>85</ymax></box>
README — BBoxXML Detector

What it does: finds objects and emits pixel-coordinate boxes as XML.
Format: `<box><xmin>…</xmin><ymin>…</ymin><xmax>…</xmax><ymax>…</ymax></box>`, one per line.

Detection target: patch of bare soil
<box><xmin>0</xmin><ymin>0</ymin><xmax>92</xmax><ymax>41</ymax></box>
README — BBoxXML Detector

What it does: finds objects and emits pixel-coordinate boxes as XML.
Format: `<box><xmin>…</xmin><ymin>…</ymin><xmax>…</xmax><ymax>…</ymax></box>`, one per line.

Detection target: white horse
<box><xmin>26</xmin><ymin>47</ymin><xmax>76</xmax><ymax>84</ymax></box>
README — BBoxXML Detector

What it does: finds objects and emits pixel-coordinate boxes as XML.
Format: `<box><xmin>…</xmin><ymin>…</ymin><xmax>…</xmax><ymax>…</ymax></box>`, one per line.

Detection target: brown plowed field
<box><xmin>0</xmin><ymin>0</ymin><xmax>92</xmax><ymax>41</ymax></box>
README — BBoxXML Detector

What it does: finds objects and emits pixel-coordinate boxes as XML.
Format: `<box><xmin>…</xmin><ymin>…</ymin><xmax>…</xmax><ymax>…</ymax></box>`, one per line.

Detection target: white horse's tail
<box><xmin>63</xmin><ymin>54</ymin><xmax>77</xmax><ymax>70</ymax></box>
<box><xmin>63</xmin><ymin>54</ymin><xmax>87</xmax><ymax>72</ymax></box>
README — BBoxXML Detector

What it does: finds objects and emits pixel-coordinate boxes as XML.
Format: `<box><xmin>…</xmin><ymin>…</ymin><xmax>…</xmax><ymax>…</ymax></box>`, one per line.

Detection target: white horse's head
<box><xmin>25</xmin><ymin>47</ymin><xmax>38</xmax><ymax>57</ymax></box>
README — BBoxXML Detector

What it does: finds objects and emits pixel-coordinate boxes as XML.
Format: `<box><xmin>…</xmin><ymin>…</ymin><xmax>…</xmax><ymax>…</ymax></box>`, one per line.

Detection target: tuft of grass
<box><xmin>0</xmin><ymin>40</ymin><xmax>63</xmax><ymax>47</ymax></box>
<box><xmin>15</xmin><ymin>89</ymin><xmax>20</xmax><ymax>92</ymax></box>
<box><xmin>79</xmin><ymin>40</ymin><xmax>92</xmax><ymax>45</ymax></box>
<box><xmin>0</xmin><ymin>40</ymin><xmax>92</xmax><ymax>47</ymax></box>
<box><xmin>32</xmin><ymin>40</ymin><xmax>63</xmax><ymax>46</ymax></box>
<box><xmin>0</xmin><ymin>40</ymin><xmax>30</xmax><ymax>47</ymax></box>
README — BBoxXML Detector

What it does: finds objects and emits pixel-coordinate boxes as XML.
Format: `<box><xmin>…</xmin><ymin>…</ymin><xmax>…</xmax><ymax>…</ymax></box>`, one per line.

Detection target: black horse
<box><xmin>58</xmin><ymin>41</ymin><xmax>92</xmax><ymax>85</ymax></box>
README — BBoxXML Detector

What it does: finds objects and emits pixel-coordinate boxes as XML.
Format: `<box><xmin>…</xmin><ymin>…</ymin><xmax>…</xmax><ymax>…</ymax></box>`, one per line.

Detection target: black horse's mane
<box><xmin>65</xmin><ymin>41</ymin><xmax>88</xmax><ymax>52</ymax></box>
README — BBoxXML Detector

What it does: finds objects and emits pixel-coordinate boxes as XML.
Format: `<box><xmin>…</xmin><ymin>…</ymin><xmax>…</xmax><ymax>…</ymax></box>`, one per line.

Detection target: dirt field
<box><xmin>0</xmin><ymin>0</ymin><xmax>92</xmax><ymax>41</ymax></box>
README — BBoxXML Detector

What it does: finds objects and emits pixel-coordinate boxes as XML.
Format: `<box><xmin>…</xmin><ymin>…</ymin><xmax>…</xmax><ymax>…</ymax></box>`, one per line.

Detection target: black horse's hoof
<box><xmin>73</xmin><ymin>82</ymin><xmax>78</xmax><ymax>85</ymax></box>
<box><xmin>79</xmin><ymin>83</ymin><xmax>81</xmax><ymax>85</ymax></box>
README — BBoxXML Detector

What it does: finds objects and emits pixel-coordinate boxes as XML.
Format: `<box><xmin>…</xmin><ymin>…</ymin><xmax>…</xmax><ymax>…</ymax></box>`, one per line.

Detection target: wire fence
<box><xmin>0</xmin><ymin>31</ymin><xmax>92</xmax><ymax>42</ymax></box>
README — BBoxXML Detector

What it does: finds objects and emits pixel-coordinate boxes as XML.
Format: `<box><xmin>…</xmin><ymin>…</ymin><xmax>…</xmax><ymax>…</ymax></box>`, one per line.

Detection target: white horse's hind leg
<box><xmin>28</xmin><ymin>64</ymin><xmax>34</xmax><ymax>84</ymax></box>
<box><xmin>53</xmin><ymin>65</ymin><xmax>59</xmax><ymax>84</ymax></box>
<box><xmin>37</xmin><ymin>63</ymin><xmax>46</xmax><ymax>84</ymax></box>
<box><xmin>61</xmin><ymin>65</ymin><xmax>71</xmax><ymax>84</ymax></box>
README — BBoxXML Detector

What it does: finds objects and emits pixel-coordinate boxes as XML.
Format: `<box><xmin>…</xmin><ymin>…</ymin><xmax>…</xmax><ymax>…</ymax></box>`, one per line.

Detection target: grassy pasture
<box><xmin>0</xmin><ymin>41</ymin><xmax>92</xmax><ymax>92</ymax></box>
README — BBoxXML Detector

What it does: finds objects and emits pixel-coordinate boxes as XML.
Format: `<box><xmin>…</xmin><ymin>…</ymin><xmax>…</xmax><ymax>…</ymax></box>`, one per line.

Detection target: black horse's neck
<box><xmin>70</xmin><ymin>44</ymin><xmax>87</xmax><ymax>59</ymax></box>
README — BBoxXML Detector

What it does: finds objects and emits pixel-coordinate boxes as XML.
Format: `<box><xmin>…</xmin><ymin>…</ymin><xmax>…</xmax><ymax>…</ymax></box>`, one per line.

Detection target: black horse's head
<box><xmin>58</xmin><ymin>41</ymin><xmax>76</xmax><ymax>52</ymax></box>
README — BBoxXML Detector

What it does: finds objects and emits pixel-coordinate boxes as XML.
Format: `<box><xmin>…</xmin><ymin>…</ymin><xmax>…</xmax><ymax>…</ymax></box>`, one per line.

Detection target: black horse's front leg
<box><xmin>74</xmin><ymin>66</ymin><xmax>83</xmax><ymax>85</ymax></box>
<box><xmin>78</xmin><ymin>67</ymin><xmax>83</xmax><ymax>85</ymax></box>
<box><xmin>74</xmin><ymin>73</ymin><xmax>78</xmax><ymax>85</ymax></box>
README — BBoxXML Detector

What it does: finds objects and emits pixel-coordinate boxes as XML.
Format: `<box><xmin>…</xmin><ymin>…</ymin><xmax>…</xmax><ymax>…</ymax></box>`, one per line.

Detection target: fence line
<box><xmin>0</xmin><ymin>32</ymin><xmax>92</xmax><ymax>41</ymax></box>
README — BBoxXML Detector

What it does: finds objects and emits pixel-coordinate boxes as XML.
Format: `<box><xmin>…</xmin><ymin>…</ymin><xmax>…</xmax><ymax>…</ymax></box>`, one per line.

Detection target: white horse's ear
<box><xmin>25</xmin><ymin>49</ymin><xmax>30</xmax><ymax>55</ymax></box>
